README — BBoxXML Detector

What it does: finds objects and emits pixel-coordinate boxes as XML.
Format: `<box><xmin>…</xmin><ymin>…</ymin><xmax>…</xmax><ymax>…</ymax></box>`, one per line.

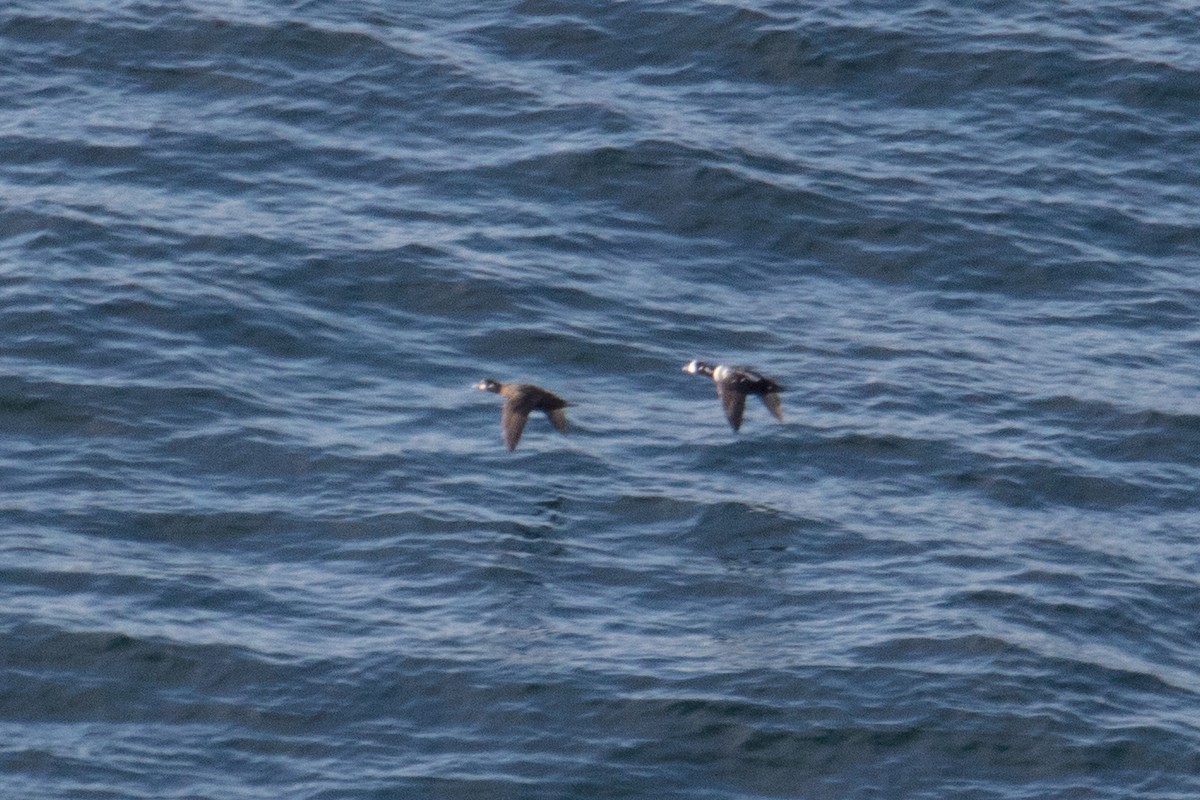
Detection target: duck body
<box><xmin>683</xmin><ymin>359</ymin><xmax>784</xmax><ymax>431</ymax></box>
<box><xmin>475</xmin><ymin>379</ymin><xmax>570</xmax><ymax>450</ymax></box>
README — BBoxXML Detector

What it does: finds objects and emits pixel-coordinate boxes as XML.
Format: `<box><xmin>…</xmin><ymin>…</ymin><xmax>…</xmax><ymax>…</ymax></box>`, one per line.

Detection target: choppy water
<box><xmin>3</xmin><ymin>1</ymin><xmax>1200</xmax><ymax>798</ymax></box>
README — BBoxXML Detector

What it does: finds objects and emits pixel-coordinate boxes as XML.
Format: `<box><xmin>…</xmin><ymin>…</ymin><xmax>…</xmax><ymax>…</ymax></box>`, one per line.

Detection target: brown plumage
<box><xmin>475</xmin><ymin>379</ymin><xmax>570</xmax><ymax>451</ymax></box>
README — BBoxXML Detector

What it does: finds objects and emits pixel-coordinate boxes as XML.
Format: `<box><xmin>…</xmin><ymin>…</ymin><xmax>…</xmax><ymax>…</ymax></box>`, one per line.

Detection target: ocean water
<box><xmin>2</xmin><ymin>1</ymin><xmax>1200</xmax><ymax>797</ymax></box>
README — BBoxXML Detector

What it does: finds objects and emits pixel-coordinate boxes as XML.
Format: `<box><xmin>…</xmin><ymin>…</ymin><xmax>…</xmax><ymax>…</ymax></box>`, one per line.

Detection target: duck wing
<box><xmin>545</xmin><ymin>407</ymin><xmax>569</xmax><ymax>434</ymax></box>
<box><xmin>716</xmin><ymin>383</ymin><xmax>747</xmax><ymax>432</ymax></box>
<box><xmin>760</xmin><ymin>391</ymin><xmax>784</xmax><ymax>421</ymax></box>
<box><xmin>501</xmin><ymin>403</ymin><xmax>530</xmax><ymax>450</ymax></box>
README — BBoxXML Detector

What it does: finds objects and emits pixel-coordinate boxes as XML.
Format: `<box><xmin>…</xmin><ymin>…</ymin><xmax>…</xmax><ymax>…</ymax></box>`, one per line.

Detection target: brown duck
<box><xmin>475</xmin><ymin>379</ymin><xmax>570</xmax><ymax>451</ymax></box>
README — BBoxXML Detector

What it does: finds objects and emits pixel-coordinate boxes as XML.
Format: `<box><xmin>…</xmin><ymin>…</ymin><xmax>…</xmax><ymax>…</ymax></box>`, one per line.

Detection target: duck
<box><xmin>683</xmin><ymin>359</ymin><xmax>784</xmax><ymax>432</ymax></box>
<box><xmin>475</xmin><ymin>379</ymin><xmax>570</xmax><ymax>451</ymax></box>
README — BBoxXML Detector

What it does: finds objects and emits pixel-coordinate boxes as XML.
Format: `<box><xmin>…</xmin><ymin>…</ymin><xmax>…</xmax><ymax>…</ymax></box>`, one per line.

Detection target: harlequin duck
<box><xmin>683</xmin><ymin>359</ymin><xmax>784</xmax><ymax>432</ymax></box>
<box><xmin>475</xmin><ymin>379</ymin><xmax>570</xmax><ymax>451</ymax></box>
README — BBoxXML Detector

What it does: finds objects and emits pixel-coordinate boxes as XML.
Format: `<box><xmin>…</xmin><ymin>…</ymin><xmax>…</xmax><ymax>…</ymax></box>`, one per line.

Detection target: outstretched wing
<box><xmin>716</xmin><ymin>383</ymin><xmax>747</xmax><ymax>432</ymax></box>
<box><xmin>760</xmin><ymin>391</ymin><xmax>784</xmax><ymax>422</ymax></box>
<box><xmin>501</xmin><ymin>404</ymin><xmax>529</xmax><ymax>450</ymax></box>
<box><xmin>545</xmin><ymin>407</ymin><xmax>569</xmax><ymax>434</ymax></box>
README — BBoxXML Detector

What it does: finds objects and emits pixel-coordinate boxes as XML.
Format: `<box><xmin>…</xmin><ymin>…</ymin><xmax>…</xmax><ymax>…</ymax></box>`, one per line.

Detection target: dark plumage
<box><xmin>475</xmin><ymin>378</ymin><xmax>570</xmax><ymax>451</ymax></box>
<box><xmin>683</xmin><ymin>359</ymin><xmax>784</xmax><ymax>432</ymax></box>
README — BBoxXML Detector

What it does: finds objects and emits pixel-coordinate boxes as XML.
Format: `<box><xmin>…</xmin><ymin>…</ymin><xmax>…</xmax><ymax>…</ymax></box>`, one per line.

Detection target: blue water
<box><xmin>3</xmin><ymin>1</ymin><xmax>1200</xmax><ymax>797</ymax></box>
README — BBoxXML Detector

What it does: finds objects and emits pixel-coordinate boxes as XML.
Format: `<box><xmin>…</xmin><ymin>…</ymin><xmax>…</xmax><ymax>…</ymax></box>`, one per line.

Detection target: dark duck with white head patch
<box><xmin>683</xmin><ymin>359</ymin><xmax>784</xmax><ymax>432</ymax></box>
<box><xmin>475</xmin><ymin>379</ymin><xmax>570</xmax><ymax>451</ymax></box>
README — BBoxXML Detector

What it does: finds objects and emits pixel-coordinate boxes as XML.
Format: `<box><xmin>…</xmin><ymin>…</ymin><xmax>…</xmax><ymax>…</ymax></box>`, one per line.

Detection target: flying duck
<box><xmin>475</xmin><ymin>379</ymin><xmax>570</xmax><ymax>450</ymax></box>
<box><xmin>683</xmin><ymin>360</ymin><xmax>784</xmax><ymax>431</ymax></box>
